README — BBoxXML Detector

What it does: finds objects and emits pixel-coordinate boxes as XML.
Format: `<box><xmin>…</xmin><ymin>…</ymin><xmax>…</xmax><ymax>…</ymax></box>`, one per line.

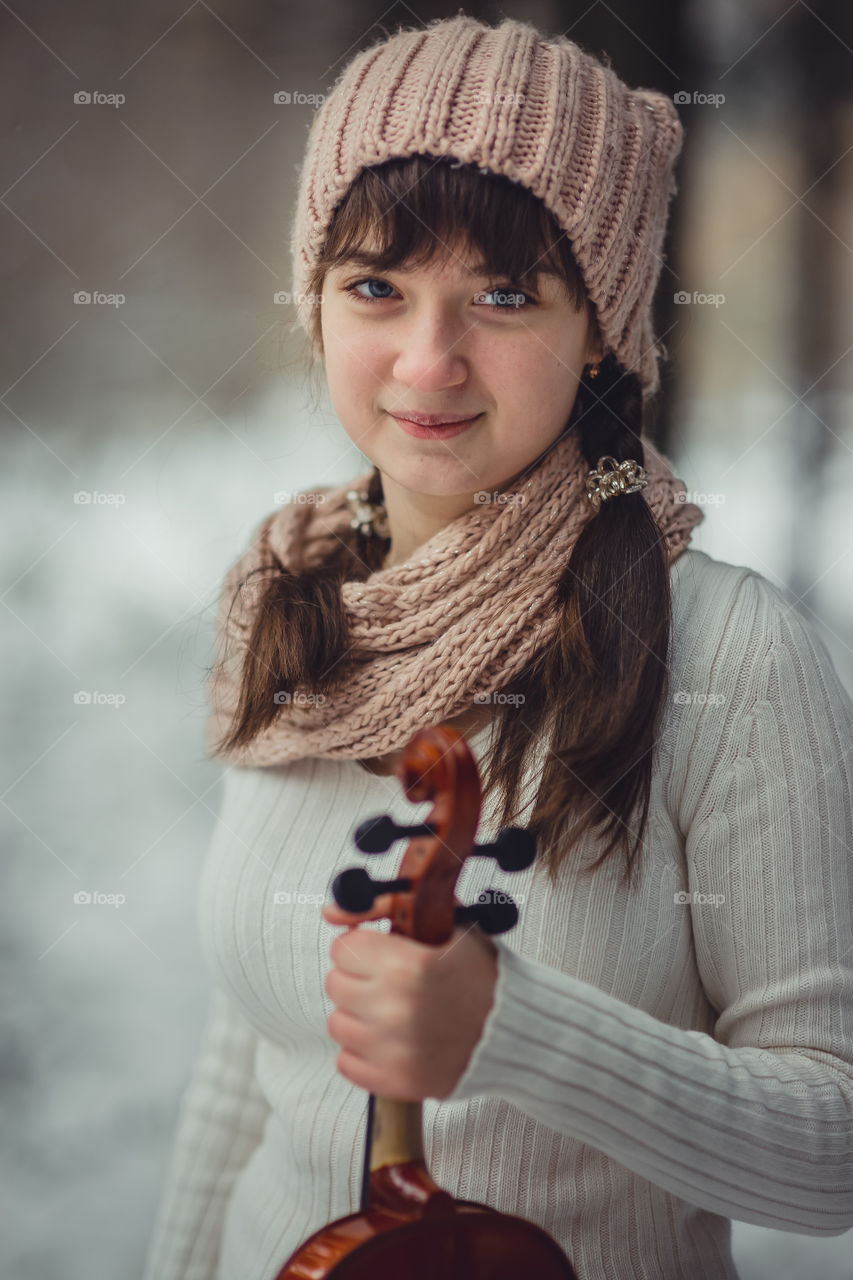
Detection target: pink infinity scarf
<box><xmin>206</xmin><ymin>429</ymin><xmax>703</xmax><ymax>767</ymax></box>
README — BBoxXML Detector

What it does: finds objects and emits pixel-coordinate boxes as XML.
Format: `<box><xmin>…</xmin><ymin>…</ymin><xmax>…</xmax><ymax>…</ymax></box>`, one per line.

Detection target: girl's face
<box><xmin>319</xmin><ymin>237</ymin><xmax>602</xmax><ymax>504</ymax></box>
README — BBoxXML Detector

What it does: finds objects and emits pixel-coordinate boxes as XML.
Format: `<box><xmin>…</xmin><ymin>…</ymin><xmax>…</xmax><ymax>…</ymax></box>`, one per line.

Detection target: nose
<box><xmin>390</xmin><ymin>307</ymin><xmax>470</xmax><ymax>393</ymax></box>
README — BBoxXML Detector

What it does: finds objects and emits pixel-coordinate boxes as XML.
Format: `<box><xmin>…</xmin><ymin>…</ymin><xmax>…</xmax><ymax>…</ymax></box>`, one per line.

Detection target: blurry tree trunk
<box><xmin>785</xmin><ymin>3</ymin><xmax>851</xmax><ymax>605</ymax></box>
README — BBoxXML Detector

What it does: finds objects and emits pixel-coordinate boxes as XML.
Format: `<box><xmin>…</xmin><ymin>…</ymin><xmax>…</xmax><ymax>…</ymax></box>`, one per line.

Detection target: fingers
<box><xmin>321</xmin><ymin>892</ymin><xmax>396</xmax><ymax>928</ymax></box>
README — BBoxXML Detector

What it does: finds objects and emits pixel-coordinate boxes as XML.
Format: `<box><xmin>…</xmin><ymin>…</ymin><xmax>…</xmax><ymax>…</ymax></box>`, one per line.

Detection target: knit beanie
<box><xmin>290</xmin><ymin>13</ymin><xmax>684</xmax><ymax>397</ymax></box>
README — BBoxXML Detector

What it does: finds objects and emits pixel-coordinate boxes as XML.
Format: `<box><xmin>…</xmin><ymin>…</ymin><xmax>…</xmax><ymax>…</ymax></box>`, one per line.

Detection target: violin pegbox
<box><xmin>331</xmin><ymin>725</ymin><xmax>537</xmax><ymax>946</ymax></box>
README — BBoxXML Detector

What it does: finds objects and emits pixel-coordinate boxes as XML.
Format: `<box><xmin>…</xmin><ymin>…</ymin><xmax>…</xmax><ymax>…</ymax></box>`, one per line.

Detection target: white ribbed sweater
<box><xmin>141</xmin><ymin>549</ymin><xmax>853</xmax><ymax>1280</ymax></box>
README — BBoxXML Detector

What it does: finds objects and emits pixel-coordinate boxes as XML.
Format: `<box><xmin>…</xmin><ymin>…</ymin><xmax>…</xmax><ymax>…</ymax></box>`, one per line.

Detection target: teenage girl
<box><xmin>142</xmin><ymin>15</ymin><xmax>853</xmax><ymax>1280</ymax></box>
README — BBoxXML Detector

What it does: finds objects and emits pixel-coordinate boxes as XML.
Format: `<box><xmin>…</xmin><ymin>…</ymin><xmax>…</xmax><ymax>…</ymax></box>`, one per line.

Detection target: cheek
<box><xmin>324</xmin><ymin>324</ymin><xmax>383</xmax><ymax>386</ymax></box>
<box><xmin>472</xmin><ymin>339</ymin><xmax>528</xmax><ymax>395</ymax></box>
<box><xmin>497</xmin><ymin>354</ymin><xmax>583</xmax><ymax>435</ymax></box>
<box><xmin>481</xmin><ymin>336</ymin><xmax>565</xmax><ymax>384</ymax></box>
<box><xmin>485</xmin><ymin>346</ymin><xmax>565</xmax><ymax>413</ymax></box>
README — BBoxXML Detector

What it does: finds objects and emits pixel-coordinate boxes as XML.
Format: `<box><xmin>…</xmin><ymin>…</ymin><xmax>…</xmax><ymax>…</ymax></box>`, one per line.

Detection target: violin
<box><xmin>275</xmin><ymin>723</ymin><xmax>578</xmax><ymax>1279</ymax></box>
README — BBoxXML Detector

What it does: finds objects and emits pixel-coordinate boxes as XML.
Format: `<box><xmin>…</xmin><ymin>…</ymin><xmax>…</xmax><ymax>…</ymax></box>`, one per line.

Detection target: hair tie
<box><xmin>585</xmin><ymin>457</ymin><xmax>649</xmax><ymax>511</ymax></box>
<box><xmin>346</xmin><ymin>489</ymin><xmax>389</xmax><ymax>539</ymax></box>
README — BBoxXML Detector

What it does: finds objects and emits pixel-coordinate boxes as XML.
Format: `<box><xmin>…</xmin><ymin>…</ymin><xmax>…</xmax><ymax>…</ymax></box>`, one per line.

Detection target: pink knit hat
<box><xmin>290</xmin><ymin>13</ymin><xmax>684</xmax><ymax>397</ymax></box>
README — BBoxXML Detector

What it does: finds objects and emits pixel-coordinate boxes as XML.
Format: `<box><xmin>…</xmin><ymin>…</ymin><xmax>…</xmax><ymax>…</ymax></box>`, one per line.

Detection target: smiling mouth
<box><xmin>389</xmin><ymin>412</ymin><xmax>482</xmax><ymax>426</ymax></box>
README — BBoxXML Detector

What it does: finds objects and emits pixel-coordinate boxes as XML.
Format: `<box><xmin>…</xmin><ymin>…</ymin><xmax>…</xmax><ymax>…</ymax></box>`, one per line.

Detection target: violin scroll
<box><xmin>332</xmin><ymin>723</ymin><xmax>538</xmax><ymax>946</ymax></box>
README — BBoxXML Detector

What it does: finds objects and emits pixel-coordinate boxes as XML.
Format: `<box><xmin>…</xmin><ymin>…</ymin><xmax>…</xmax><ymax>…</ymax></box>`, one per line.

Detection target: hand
<box><xmin>321</xmin><ymin>895</ymin><xmax>498</xmax><ymax>1101</ymax></box>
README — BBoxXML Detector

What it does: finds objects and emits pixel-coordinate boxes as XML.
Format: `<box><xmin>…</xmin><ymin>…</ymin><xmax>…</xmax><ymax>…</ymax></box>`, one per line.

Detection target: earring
<box><xmin>587</xmin><ymin>362</ymin><xmax>600</xmax><ymax>379</ymax></box>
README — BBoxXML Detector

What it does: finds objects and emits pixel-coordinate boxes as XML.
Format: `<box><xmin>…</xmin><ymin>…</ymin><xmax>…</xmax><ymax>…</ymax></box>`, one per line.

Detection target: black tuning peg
<box><xmin>353</xmin><ymin>813</ymin><xmax>435</xmax><ymax>854</ymax></box>
<box><xmin>454</xmin><ymin>890</ymin><xmax>519</xmax><ymax>935</ymax></box>
<box><xmin>469</xmin><ymin>826</ymin><xmax>536</xmax><ymax>873</ymax></box>
<box><xmin>332</xmin><ymin>867</ymin><xmax>412</xmax><ymax>914</ymax></box>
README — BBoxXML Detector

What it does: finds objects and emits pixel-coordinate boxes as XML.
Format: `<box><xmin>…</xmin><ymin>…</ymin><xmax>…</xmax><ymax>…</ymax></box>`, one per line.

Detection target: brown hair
<box><xmin>213</xmin><ymin>155</ymin><xmax>673</xmax><ymax>889</ymax></box>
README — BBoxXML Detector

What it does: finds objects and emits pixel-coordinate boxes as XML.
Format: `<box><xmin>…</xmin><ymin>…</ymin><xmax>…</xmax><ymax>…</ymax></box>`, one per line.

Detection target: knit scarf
<box><xmin>205</xmin><ymin>429</ymin><xmax>703</xmax><ymax>767</ymax></box>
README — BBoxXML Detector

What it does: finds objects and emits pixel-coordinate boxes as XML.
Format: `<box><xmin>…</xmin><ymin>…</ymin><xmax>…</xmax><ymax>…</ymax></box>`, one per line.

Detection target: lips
<box><xmin>389</xmin><ymin>411</ymin><xmax>481</xmax><ymax>426</ymax></box>
<box><xmin>389</xmin><ymin>411</ymin><xmax>482</xmax><ymax>440</ymax></box>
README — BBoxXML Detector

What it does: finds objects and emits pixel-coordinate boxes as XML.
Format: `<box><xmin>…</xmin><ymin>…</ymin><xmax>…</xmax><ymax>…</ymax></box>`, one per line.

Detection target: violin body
<box><xmin>279</xmin><ymin>1187</ymin><xmax>573</xmax><ymax>1278</ymax></box>
<box><xmin>275</xmin><ymin>725</ymin><xmax>578</xmax><ymax>1279</ymax></box>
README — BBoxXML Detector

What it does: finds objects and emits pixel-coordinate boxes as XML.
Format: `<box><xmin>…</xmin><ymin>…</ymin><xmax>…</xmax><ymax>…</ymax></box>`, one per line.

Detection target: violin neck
<box><xmin>364</xmin><ymin>1094</ymin><xmax>424</xmax><ymax>1174</ymax></box>
<box><xmin>371</xmin><ymin>1096</ymin><xmax>424</xmax><ymax>1169</ymax></box>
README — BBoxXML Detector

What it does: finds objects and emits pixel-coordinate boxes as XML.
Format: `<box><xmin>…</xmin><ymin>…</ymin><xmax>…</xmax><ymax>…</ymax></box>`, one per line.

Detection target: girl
<box><xmin>142</xmin><ymin>14</ymin><xmax>853</xmax><ymax>1280</ymax></box>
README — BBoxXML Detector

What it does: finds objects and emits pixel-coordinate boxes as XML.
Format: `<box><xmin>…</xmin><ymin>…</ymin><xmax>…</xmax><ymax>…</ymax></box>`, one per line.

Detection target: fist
<box><xmin>322</xmin><ymin>895</ymin><xmax>498</xmax><ymax>1101</ymax></box>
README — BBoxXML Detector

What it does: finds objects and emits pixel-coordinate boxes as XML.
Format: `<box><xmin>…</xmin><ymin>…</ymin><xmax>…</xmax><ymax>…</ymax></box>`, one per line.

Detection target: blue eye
<box><xmin>345</xmin><ymin>278</ymin><xmax>397</xmax><ymax>303</ymax></box>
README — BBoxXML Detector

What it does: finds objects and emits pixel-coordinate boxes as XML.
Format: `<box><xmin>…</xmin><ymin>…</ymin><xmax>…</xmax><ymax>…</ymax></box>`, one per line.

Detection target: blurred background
<box><xmin>2</xmin><ymin>1</ymin><xmax>851</xmax><ymax>1276</ymax></box>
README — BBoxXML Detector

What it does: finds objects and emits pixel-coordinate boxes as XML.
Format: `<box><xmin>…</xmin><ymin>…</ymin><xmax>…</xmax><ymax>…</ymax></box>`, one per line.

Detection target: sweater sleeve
<box><xmin>140</xmin><ymin>984</ymin><xmax>272</xmax><ymax>1280</ymax></box>
<box><xmin>446</xmin><ymin>571</ymin><xmax>853</xmax><ymax>1236</ymax></box>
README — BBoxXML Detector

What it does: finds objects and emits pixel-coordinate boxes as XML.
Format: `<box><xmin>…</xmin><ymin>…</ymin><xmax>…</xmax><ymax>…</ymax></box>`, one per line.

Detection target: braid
<box><xmin>561</xmin><ymin>351</ymin><xmax>664</xmax><ymax>689</ymax></box>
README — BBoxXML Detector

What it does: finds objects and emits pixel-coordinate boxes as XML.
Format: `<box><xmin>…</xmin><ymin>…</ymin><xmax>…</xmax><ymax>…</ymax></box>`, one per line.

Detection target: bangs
<box><xmin>314</xmin><ymin>154</ymin><xmax>589</xmax><ymax>313</ymax></box>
